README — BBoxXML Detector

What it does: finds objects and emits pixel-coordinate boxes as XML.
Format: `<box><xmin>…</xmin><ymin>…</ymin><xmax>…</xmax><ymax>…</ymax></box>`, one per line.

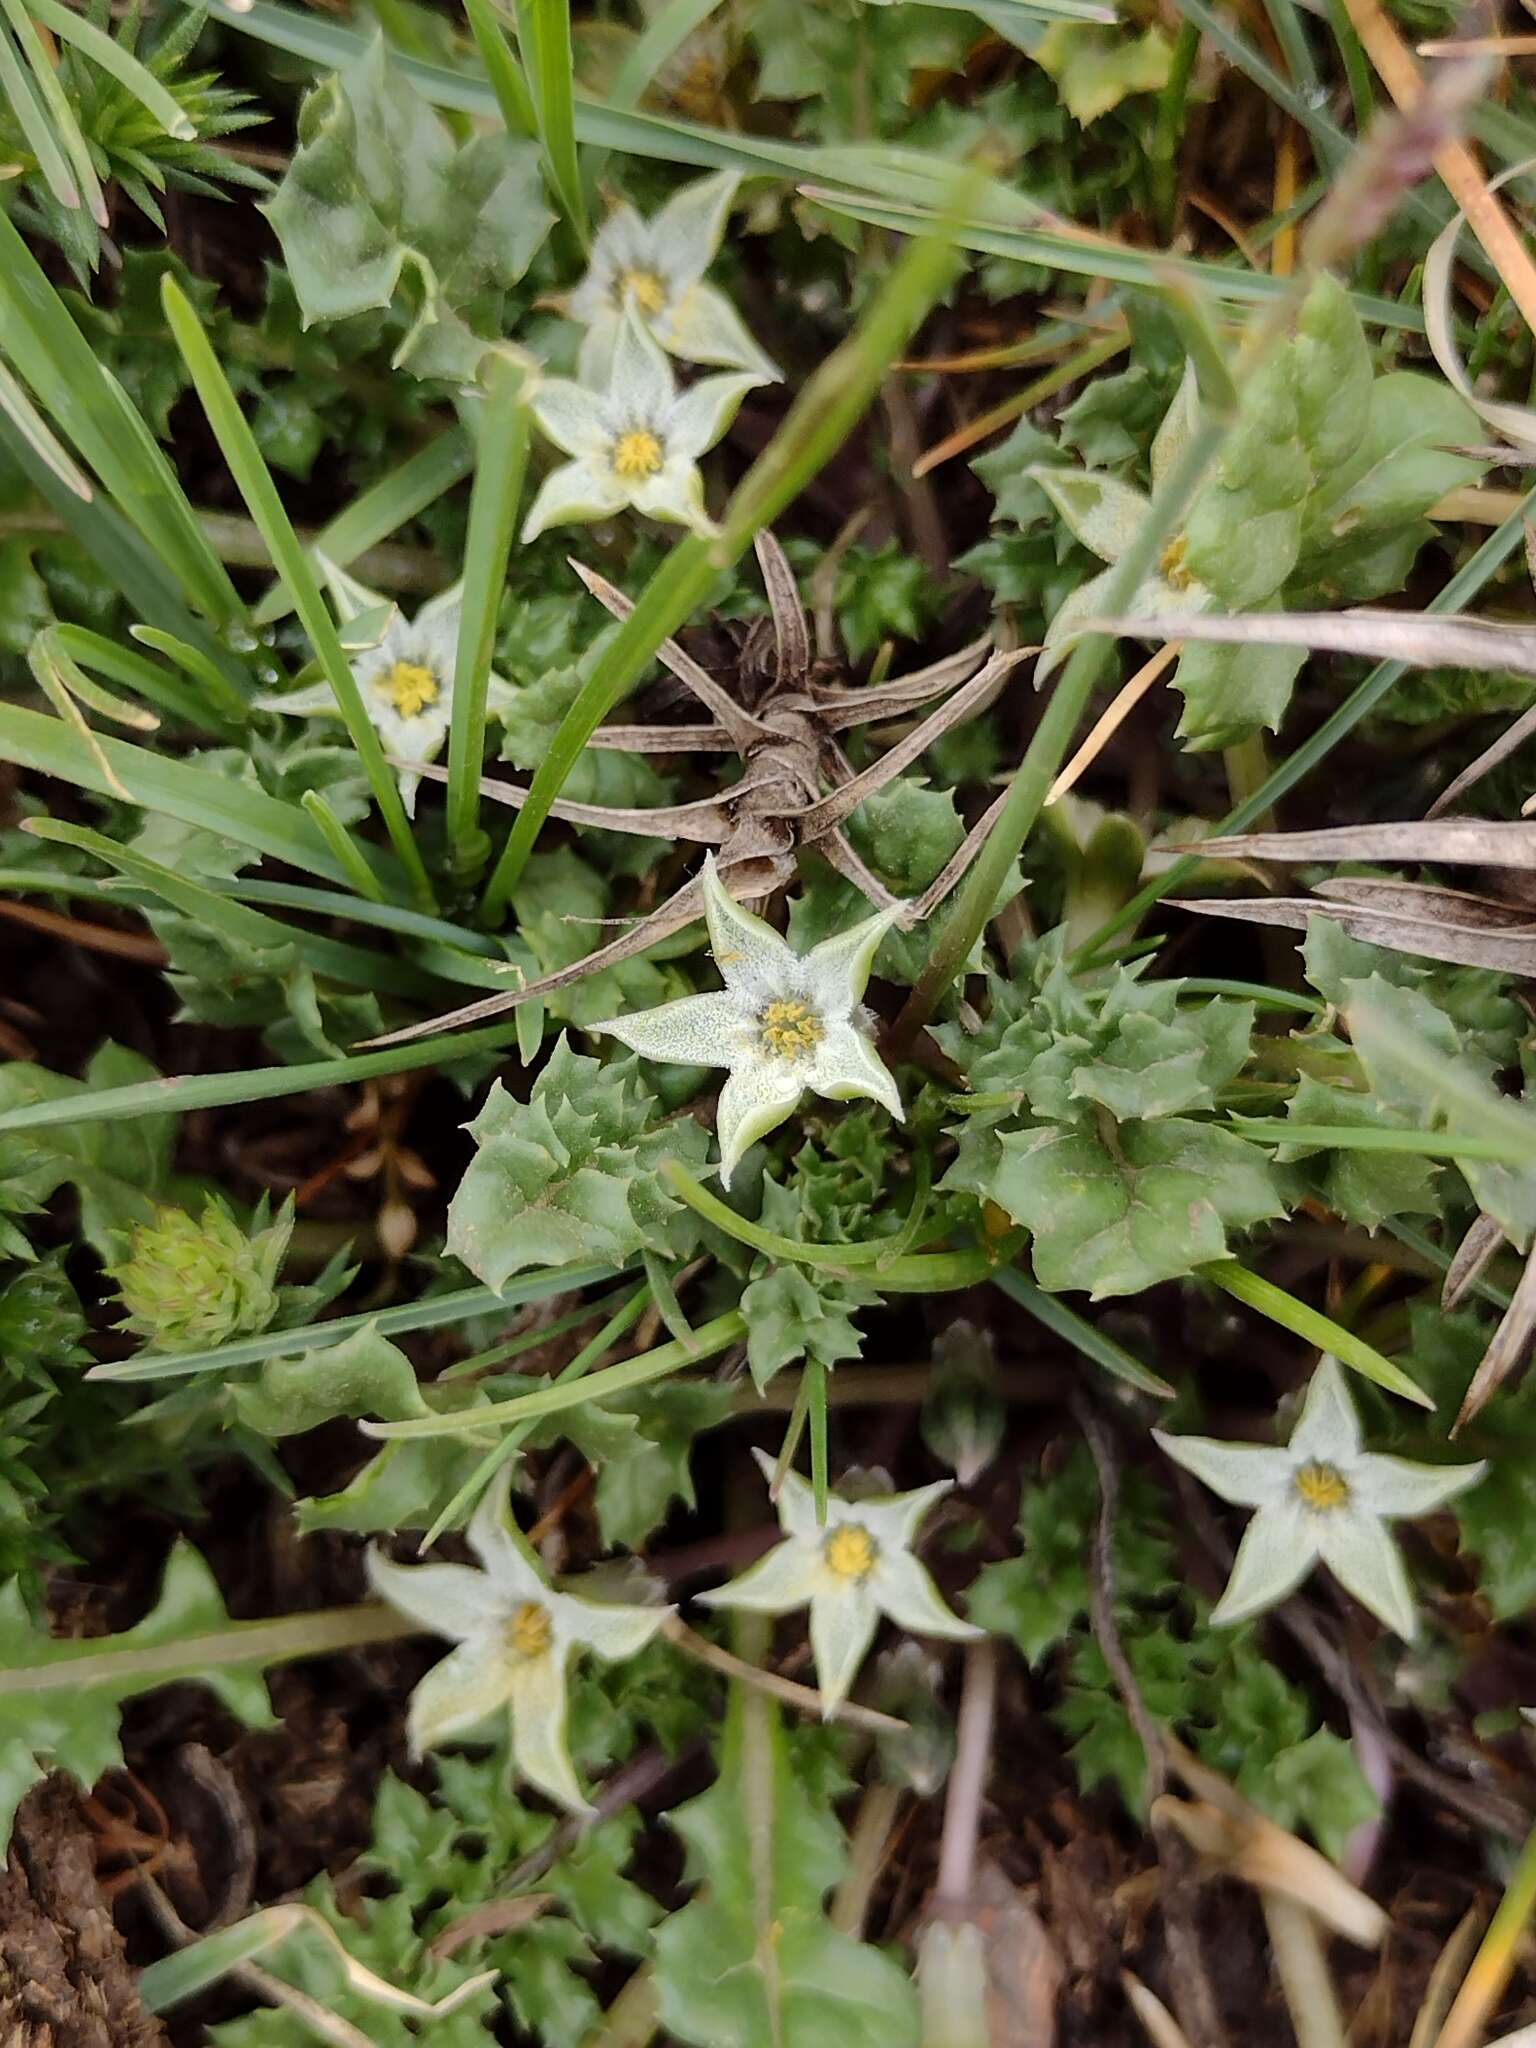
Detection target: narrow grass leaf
<box><xmin>161</xmin><ymin>276</ymin><xmax>436</xmax><ymax>908</ymax></box>
<box><xmin>1202</xmin><ymin>1259</ymin><xmax>1433</xmax><ymax>1407</ymax></box>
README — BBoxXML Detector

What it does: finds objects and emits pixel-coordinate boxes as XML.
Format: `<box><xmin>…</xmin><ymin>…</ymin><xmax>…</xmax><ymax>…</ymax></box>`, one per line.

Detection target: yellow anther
<box><xmin>1160</xmin><ymin>536</ymin><xmax>1194</xmax><ymax>590</ymax></box>
<box><xmin>509</xmin><ymin>1599</ymin><xmax>554</xmax><ymax>1659</ymax></box>
<box><xmin>759</xmin><ymin>998</ymin><xmax>823</xmax><ymax>1058</ymax></box>
<box><xmin>613</xmin><ymin>429</ymin><xmax>665</xmax><ymax>480</ymax></box>
<box><xmin>618</xmin><ymin>267</ymin><xmax>668</xmax><ymax>315</ymax></box>
<box><xmin>1293</xmin><ymin>1461</ymin><xmax>1350</xmax><ymax>1511</ymax></box>
<box><xmin>823</xmin><ymin>1524</ymin><xmax>876</xmax><ymax>1580</ymax></box>
<box><xmin>380</xmin><ymin>659</ymin><xmax>440</xmax><ymax>718</ymax></box>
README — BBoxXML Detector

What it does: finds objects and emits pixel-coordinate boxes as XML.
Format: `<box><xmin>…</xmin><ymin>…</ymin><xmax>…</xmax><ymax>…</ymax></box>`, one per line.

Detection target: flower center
<box><xmin>824</xmin><ymin>1524</ymin><xmax>877</xmax><ymax>1580</ymax></box>
<box><xmin>379</xmin><ymin>659</ymin><xmax>440</xmax><ymax>718</ymax></box>
<box><xmin>618</xmin><ymin>266</ymin><xmax>668</xmax><ymax>315</ymax></box>
<box><xmin>509</xmin><ymin>1599</ymin><xmax>554</xmax><ymax>1659</ymax></box>
<box><xmin>1160</xmin><ymin>535</ymin><xmax>1194</xmax><ymax>590</ymax></box>
<box><xmin>759</xmin><ymin>997</ymin><xmax>824</xmax><ymax>1058</ymax></box>
<box><xmin>613</xmin><ymin>429</ymin><xmax>665</xmax><ymax>480</ymax></box>
<box><xmin>1293</xmin><ymin>1461</ymin><xmax>1350</xmax><ymax>1512</ymax></box>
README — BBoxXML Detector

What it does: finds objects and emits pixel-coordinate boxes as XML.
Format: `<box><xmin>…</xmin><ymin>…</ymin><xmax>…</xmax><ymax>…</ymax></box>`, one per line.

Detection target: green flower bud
<box><xmin>921</xmin><ymin>1323</ymin><xmax>1004</xmax><ymax>1487</ymax></box>
<box><xmin>110</xmin><ymin>1196</ymin><xmax>290</xmax><ymax>1353</ymax></box>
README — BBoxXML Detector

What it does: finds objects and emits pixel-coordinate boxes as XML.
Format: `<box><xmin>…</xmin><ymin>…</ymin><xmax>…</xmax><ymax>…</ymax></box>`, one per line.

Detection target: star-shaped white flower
<box><xmin>521</xmin><ymin>305</ymin><xmax>756</xmax><ymax>542</ymax></box>
<box><xmin>1154</xmin><ymin>1356</ymin><xmax>1487</xmax><ymax>1638</ymax></box>
<box><xmin>366</xmin><ymin>1480</ymin><xmax>672</xmax><ymax>1814</ymax></box>
<box><xmin>699</xmin><ymin>1451</ymin><xmax>983</xmax><ymax>1713</ymax></box>
<box><xmin>253</xmin><ymin>557</ymin><xmax>517</xmax><ymax>816</ymax></box>
<box><xmin>590</xmin><ymin>854</ymin><xmax>904</xmax><ymax>1189</ymax></box>
<box><xmin>565</xmin><ymin>169</ymin><xmax>779</xmax><ymax>385</ymax></box>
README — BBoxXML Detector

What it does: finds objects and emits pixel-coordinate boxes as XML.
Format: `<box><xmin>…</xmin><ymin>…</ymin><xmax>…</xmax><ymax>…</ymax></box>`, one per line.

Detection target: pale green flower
<box><xmin>699</xmin><ymin>1451</ymin><xmax>983</xmax><ymax>1713</ymax></box>
<box><xmin>1154</xmin><ymin>1356</ymin><xmax>1486</xmax><ymax>1638</ymax></box>
<box><xmin>565</xmin><ymin>169</ymin><xmax>779</xmax><ymax>384</ymax></box>
<box><xmin>367</xmin><ymin>1481</ymin><xmax>672</xmax><ymax>1814</ymax></box>
<box><xmin>522</xmin><ymin>305</ymin><xmax>755</xmax><ymax>542</ymax></box>
<box><xmin>590</xmin><ymin>854</ymin><xmax>903</xmax><ymax>1189</ymax></box>
<box><xmin>1032</xmin><ymin>362</ymin><xmax>1211</xmax><ymax>679</ymax></box>
<box><xmin>254</xmin><ymin>556</ymin><xmax>516</xmax><ymax>816</ymax></box>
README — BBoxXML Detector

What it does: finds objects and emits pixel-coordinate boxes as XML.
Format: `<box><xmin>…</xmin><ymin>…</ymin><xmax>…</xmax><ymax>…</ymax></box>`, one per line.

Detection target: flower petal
<box><xmin>521</xmin><ymin>458</ymin><xmax>629</xmax><ymax>542</ymax></box>
<box><xmin>468</xmin><ymin>1478</ymin><xmax>548</xmax><ymax>1604</ymax></box>
<box><xmin>509</xmin><ymin>1650</ymin><xmax>590</xmax><ymax>1813</ymax></box>
<box><xmin>591</xmin><ymin>990</ymin><xmax>745</xmax><ymax>1071</ymax></box>
<box><xmin>413</xmin><ymin>579</ymin><xmax>466</xmax><ymax>634</ymax></box>
<box><xmin>658</xmin><ymin>281</ymin><xmax>780</xmax><ymax>380</ymax></box>
<box><xmin>1209</xmin><ymin>1503</ymin><xmax>1318</xmax><ymax>1626</ymax></box>
<box><xmin>366</xmin><ymin>1552</ymin><xmax>503</xmax><ymax>1641</ymax></box>
<box><xmin>872</xmin><ymin>1549</ymin><xmax>983</xmax><ymax>1642</ymax></box>
<box><xmin>807</xmin><ymin>1020</ymin><xmax>903</xmax><ymax>1122</ymax></box>
<box><xmin>803</xmin><ymin>904</ymin><xmax>903</xmax><ymax>1014</ymax></box>
<box><xmin>567</xmin><ymin>204</ymin><xmax>643</xmax><ymax>324</ymax></box>
<box><xmin>405</xmin><ymin>1639</ymin><xmax>514</xmax><ymax>1753</ymax></box>
<box><xmin>664</xmin><ymin>368</ymin><xmax>760</xmax><ymax>459</ymax></box>
<box><xmin>1150</xmin><ymin>362</ymin><xmax>1200</xmax><ymax>494</ymax></box>
<box><xmin>253</xmin><ymin>681</ymin><xmax>343</xmax><ymax>718</ymax></box>
<box><xmin>1317</xmin><ymin>1509</ymin><xmax>1418</xmax><ymax>1639</ymax></box>
<box><xmin>808</xmin><ymin>1578</ymin><xmax>881</xmax><ymax>1714</ymax></box>
<box><xmin>1351</xmin><ymin>1452</ymin><xmax>1488</xmax><ymax>1520</ymax></box>
<box><xmin>553</xmin><ymin>1589</ymin><xmax>673</xmax><ymax>1662</ymax></box>
<box><xmin>715</xmin><ymin>1059</ymin><xmax>805</xmax><ymax>1189</ymax></box>
<box><xmin>751</xmin><ymin>1447</ymin><xmax>821</xmax><ymax>1542</ymax></box>
<box><xmin>696</xmin><ymin>1533</ymin><xmax>820</xmax><ymax>1614</ymax></box>
<box><xmin>1029</xmin><ymin>466</ymin><xmax>1152</xmax><ymax>564</ymax></box>
<box><xmin>1151</xmin><ymin>1431</ymin><xmax>1290</xmax><ymax>1510</ymax></box>
<box><xmin>528</xmin><ymin>378</ymin><xmax>611</xmax><ymax>461</ymax></box>
<box><xmin>1287</xmin><ymin>1357</ymin><xmax>1363</xmax><ymax>1465</ymax></box>
<box><xmin>630</xmin><ymin>458</ymin><xmax>717</xmax><ymax>537</ymax></box>
<box><xmin>859</xmin><ymin>1476</ymin><xmax>954</xmax><ymax>1551</ymax></box>
<box><xmin>651</xmin><ymin>169</ymin><xmax>737</xmax><ymax>284</ymax></box>
<box><xmin>576</xmin><ymin>315</ymin><xmax>619</xmax><ymax>387</ymax></box>
<box><xmin>609</xmin><ymin>302</ymin><xmax>676</xmax><ymax>424</ymax></box>
<box><xmin>317</xmin><ymin>550</ymin><xmax>387</xmax><ymax>624</ymax></box>
<box><xmin>700</xmin><ymin>854</ymin><xmax>795</xmax><ymax>997</ymax></box>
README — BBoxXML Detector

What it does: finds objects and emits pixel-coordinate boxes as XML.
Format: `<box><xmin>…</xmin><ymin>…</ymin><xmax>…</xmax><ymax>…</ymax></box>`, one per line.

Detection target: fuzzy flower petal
<box><xmin>596</xmin><ymin>990</ymin><xmax>746</xmax><ymax>1069</ymax></box>
<box><xmin>1316</xmin><ymin>1510</ymin><xmax>1419</xmax><ymax>1639</ymax></box>
<box><xmin>364</xmin><ymin>1554</ymin><xmax>502</xmax><ymax>1641</ymax></box>
<box><xmin>872</xmin><ymin>1549</ymin><xmax>986</xmax><ymax>1644</ymax></box>
<box><xmin>808</xmin><ymin>1580</ymin><xmax>882</xmax><ymax>1714</ymax></box>
<box><xmin>508</xmin><ymin>1652</ymin><xmax>589</xmax><ymax>1813</ymax></box>
<box><xmin>715</xmin><ymin>1061</ymin><xmax>810</xmax><ymax>1188</ymax></box>
<box><xmin>1156</xmin><ymin>1356</ymin><xmax>1486</xmax><ymax>1639</ymax></box>
<box><xmin>1209</xmin><ymin>1505</ymin><xmax>1318</xmax><ymax>1627</ymax></box>
<box><xmin>406</xmin><ymin>1639</ymin><xmax>515</xmax><ymax>1753</ymax></box>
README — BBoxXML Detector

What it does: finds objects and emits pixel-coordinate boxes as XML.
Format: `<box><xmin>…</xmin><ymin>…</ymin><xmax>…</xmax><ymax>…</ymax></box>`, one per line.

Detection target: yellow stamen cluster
<box><xmin>1160</xmin><ymin>536</ymin><xmax>1194</xmax><ymax>590</ymax></box>
<box><xmin>613</xmin><ymin>429</ymin><xmax>665</xmax><ymax>480</ymax></box>
<box><xmin>759</xmin><ymin>998</ymin><xmax>823</xmax><ymax>1058</ymax></box>
<box><xmin>1293</xmin><ymin>1461</ymin><xmax>1350</xmax><ymax>1511</ymax></box>
<box><xmin>510</xmin><ymin>1599</ymin><xmax>554</xmax><ymax>1659</ymax></box>
<box><xmin>618</xmin><ymin>267</ymin><xmax>668</xmax><ymax>315</ymax></box>
<box><xmin>823</xmin><ymin>1524</ymin><xmax>877</xmax><ymax>1580</ymax></box>
<box><xmin>380</xmin><ymin>659</ymin><xmax>440</xmax><ymax>718</ymax></box>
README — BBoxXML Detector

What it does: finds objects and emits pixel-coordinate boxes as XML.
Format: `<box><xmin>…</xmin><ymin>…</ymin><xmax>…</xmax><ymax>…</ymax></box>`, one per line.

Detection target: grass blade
<box><xmin>89</xmin><ymin>1267</ymin><xmax>622</xmax><ymax>1382</ymax></box>
<box><xmin>515</xmin><ymin>0</ymin><xmax>589</xmax><ymax>247</ymax></box>
<box><xmin>0</xmin><ymin>1018</ymin><xmax>529</xmax><ymax>1137</ymax></box>
<box><xmin>992</xmin><ymin>1268</ymin><xmax>1175</xmax><ymax>1397</ymax></box>
<box><xmin>161</xmin><ymin>275</ymin><xmax>437</xmax><ymax>909</ymax></box>
<box><xmin>463</xmin><ymin>0</ymin><xmax>538</xmax><ymax>137</ymax></box>
<box><xmin>0</xmin><ymin>702</ymin><xmax>398</xmax><ymax>891</ymax></box>
<box><xmin>448</xmin><ymin>351</ymin><xmax>529</xmax><ymax>879</ymax></box>
<box><xmin>0</xmin><ymin>212</ymin><xmax>242</xmax><ymax>623</ymax></box>
<box><xmin>1202</xmin><ymin>1259</ymin><xmax>1433</xmax><ymax>1408</ymax></box>
<box><xmin>26</xmin><ymin>0</ymin><xmax>196</xmax><ymax>138</ymax></box>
